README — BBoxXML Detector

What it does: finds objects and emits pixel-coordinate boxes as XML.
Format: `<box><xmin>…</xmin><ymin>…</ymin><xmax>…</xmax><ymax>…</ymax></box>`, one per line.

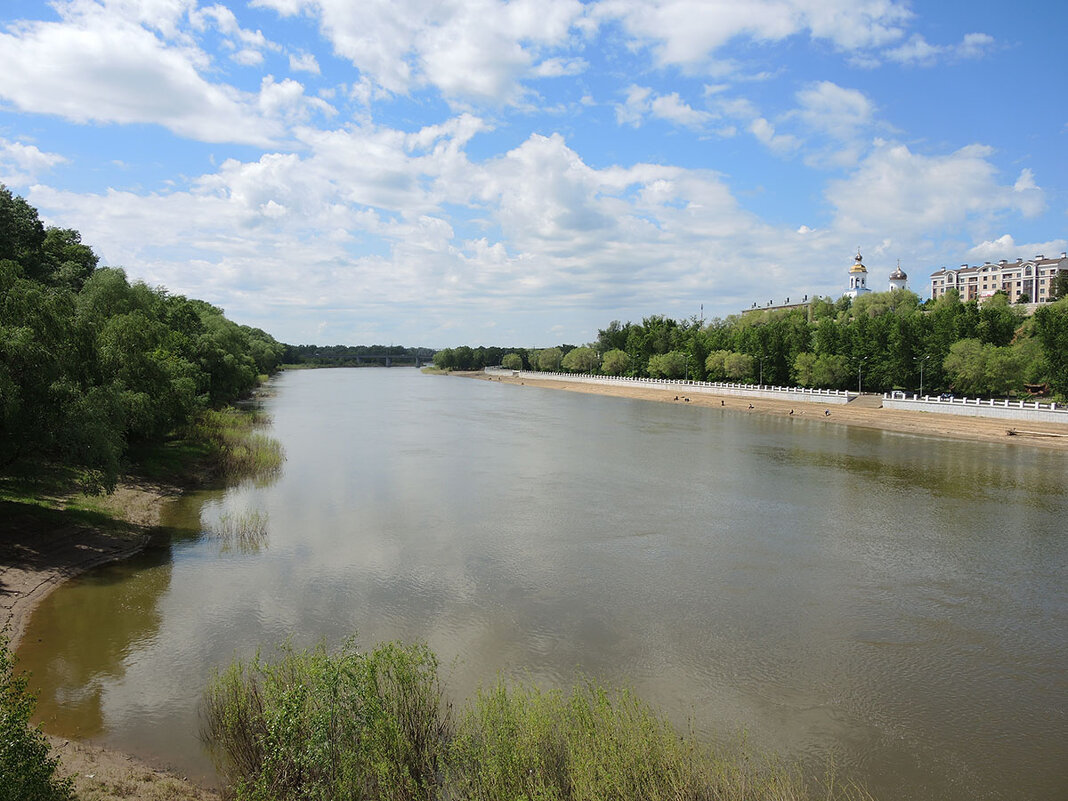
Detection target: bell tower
<box><xmin>845</xmin><ymin>248</ymin><xmax>871</xmax><ymax>298</ymax></box>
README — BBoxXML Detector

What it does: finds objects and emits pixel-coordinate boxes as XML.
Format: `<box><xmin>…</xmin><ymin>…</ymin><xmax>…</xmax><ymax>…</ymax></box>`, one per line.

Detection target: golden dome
<box><xmin>850</xmin><ymin>249</ymin><xmax>867</xmax><ymax>274</ymax></box>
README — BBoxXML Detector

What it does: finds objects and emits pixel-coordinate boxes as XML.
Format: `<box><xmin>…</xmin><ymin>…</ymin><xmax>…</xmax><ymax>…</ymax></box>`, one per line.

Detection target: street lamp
<box><xmin>914</xmin><ymin>354</ymin><xmax>930</xmax><ymax>398</ymax></box>
<box><xmin>857</xmin><ymin>357</ymin><xmax>868</xmax><ymax>394</ymax></box>
<box><xmin>758</xmin><ymin>356</ymin><xmax>766</xmax><ymax>386</ymax></box>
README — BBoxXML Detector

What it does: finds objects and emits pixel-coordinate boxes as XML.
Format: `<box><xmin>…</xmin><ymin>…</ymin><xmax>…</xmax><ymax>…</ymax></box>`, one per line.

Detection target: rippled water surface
<box><xmin>20</xmin><ymin>368</ymin><xmax>1068</xmax><ymax>799</ymax></box>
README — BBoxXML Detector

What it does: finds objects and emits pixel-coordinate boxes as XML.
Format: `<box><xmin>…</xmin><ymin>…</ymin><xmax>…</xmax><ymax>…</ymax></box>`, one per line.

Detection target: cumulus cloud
<box><xmin>0</xmin><ymin>3</ymin><xmax>280</xmax><ymax>144</ymax></box>
<box><xmin>250</xmin><ymin>0</ymin><xmax>586</xmax><ymax>104</ymax></box>
<box><xmin>0</xmin><ymin>1</ymin><xmax>349</xmax><ymax>146</ymax></box>
<box><xmin>616</xmin><ymin>85</ymin><xmax>712</xmax><ymax>130</ymax></box>
<box><xmin>966</xmin><ymin>235</ymin><xmax>1068</xmax><ymax>263</ymax></box>
<box><xmin>591</xmin><ymin>0</ymin><xmax>911</xmax><ymax>71</ymax></box>
<box><xmin>289</xmin><ymin>51</ymin><xmax>321</xmax><ymax>74</ymax></box>
<box><xmin>0</xmin><ymin>138</ymin><xmax>69</xmax><ymax>186</ymax></box>
<box><xmin>826</xmin><ymin>140</ymin><xmax>1045</xmax><ymax>241</ymax></box>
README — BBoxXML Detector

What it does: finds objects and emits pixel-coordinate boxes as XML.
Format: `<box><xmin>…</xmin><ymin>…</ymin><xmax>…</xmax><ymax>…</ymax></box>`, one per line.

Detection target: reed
<box><xmin>206</xmin><ymin>509</ymin><xmax>269</xmax><ymax>553</ymax></box>
<box><xmin>190</xmin><ymin>409</ymin><xmax>284</xmax><ymax>485</ymax></box>
<box><xmin>202</xmin><ymin>639</ymin><xmax>871</xmax><ymax>801</ymax></box>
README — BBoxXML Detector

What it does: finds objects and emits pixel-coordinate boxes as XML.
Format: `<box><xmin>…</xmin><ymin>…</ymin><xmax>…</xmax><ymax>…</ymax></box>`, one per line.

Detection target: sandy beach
<box><xmin>461</xmin><ymin>371</ymin><xmax>1068</xmax><ymax>451</ymax></box>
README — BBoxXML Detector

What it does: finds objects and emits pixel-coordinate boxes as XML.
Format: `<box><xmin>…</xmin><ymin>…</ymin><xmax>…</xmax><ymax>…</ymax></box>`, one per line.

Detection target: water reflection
<box><xmin>19</xmin><ymin>369</ymin><xmax>1068</xmax><ymax>799</ymax></box>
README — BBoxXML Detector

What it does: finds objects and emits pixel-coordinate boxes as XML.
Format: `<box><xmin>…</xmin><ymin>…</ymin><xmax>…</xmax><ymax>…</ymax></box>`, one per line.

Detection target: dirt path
<box><xmin>462</xmin><ymin>372</ymin><xmax>1068</xmax><ymax>451</ymax></box>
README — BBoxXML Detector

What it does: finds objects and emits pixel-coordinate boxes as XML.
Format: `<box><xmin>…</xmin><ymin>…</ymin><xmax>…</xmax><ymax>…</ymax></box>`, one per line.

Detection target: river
<box><xmin>19</xmin><ymin>368</ymin><xmax>1068</xmax><ymax>799</ymax></box>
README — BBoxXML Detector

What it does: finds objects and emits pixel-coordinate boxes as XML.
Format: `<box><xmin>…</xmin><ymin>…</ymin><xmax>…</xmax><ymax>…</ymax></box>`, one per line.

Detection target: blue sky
<box><xmin>1</xmin><ymin>0</ymin><xmax>1065</xmax><ymax>347</ymax></box>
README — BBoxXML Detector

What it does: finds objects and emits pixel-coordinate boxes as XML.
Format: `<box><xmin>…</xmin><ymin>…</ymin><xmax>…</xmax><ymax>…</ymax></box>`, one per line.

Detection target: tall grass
<box><xmin>190</xmin><ymin>409</ymin><xmax>284</xmax><ymax>485</ymax></box>
<box><xmin>202</xmin><ymin>640</ymin><xmax>871</xmax><ymax>801</ymax></box>
<box><xmin>206</xmin><ymin>509</ymin><xmax>270</xmax><ymax>554</ymax></box>
<box><xmin>202</xmin><ymin>640</ymin><xmax>451</xmax><ymax>801</ymax></box>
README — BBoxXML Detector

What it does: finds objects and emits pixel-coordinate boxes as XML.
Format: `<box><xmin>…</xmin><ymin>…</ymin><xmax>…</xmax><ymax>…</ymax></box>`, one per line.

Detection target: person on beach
<box><xmin>824</xmin><ymin>409</ymin><xmax>830</xmax><ymax>416</ymax></box>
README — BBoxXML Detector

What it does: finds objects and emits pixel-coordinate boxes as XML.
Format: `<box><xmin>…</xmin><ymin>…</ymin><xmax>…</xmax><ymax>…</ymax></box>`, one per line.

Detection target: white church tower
<box><xmin>889</xmin><ymin>260</ymin><xmax>908</xmax><ymax>291</ymax></box>
<box><xmin>845</xmin><ymin>249</ymin><xmax>872</xmax><ymax>298</ymax></box>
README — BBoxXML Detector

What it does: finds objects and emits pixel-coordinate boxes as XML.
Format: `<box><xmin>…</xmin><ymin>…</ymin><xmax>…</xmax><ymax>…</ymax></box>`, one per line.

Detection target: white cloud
<box><xmin>748</xmin><ymin>118</ymin><xmax>799</xmax><ymax>154</ymax></box>
<box><xmin>231</xmin><ymin>47</ymin><xmax>264</xmax><ymax>66</ymax></box>
<box><xmin>532</xmin><ymin>57</ymin><xmax>588</xmax><ymax>78</ymax></box>
<box><xmin>289</xmin><ymin>51</ymin><xmax>321</xmax><ymax>74</ymax></box>
<box><xmin>885</xmin><ymin>32</ymin><xmax>995</xmax><ymax>66</ymax></box>
<box><xmin>591</xmin><ymin>0</ymin><xmax>911</xmax><ymax>71</ymax></box>
<box><xmin>0</xmin><ymin>138</ymin><xmax>69</xmax><ymax>186</ymax></box>
<box><xmin>615</xmin><ymin>85</ymin><xmax>711</xmax><ymax>130</ymax></box>
<box><xmin>789</xmin><ymin>81</ymin><xmax>876</xmax><ymax>167</ymax></box>
<box><xmin>966</xmin><ymin>235</ymin><xmax>1068</xmax><ymax>263</ymax></box>
<box><xmin>650</xmin><ymin>93</ymin><xmax>712</xmax><ymax>129</ymax></box>
<box><xmin>0</xmin><ymin>4</ymin><xmax>278</xmax><ymax>145</ymax></box>
<box><xmin>826</xmin><ymin>140</ymin><xmax>1045</xmax><ymax>240</ymax></box>
<box><xmin>251</xmin><ymin>0</ymin><xmax>587</xmax><ymax>104</ymax></box>
<box><xmin>1012</xmin><ymin>168</ymin><xmax>1045</xmax><ymax>217</ymax></box>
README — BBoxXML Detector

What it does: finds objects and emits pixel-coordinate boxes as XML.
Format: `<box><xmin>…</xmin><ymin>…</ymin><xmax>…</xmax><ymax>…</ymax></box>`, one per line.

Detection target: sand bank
<box><xmin>461</xmin><ymin>372</ymin><xmax>1068</xmax><ymax>451</ymax></box>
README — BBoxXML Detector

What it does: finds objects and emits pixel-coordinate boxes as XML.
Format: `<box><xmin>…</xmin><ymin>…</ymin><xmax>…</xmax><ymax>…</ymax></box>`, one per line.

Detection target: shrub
<box><xmin>0</xmin><ymin>633</ymin><xmax>75</xmax><ymax>801</ymax></box>
<box><xmin>201</xmin><ymin>639</ymin><xmax>451</xmax><ymax>801</ymax></box>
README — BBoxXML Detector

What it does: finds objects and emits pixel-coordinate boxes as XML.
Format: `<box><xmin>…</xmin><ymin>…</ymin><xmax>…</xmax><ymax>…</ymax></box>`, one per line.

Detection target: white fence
<box><xmin>882</xmin><ymin>392</ymin><xmax>1068</xmax><ymax>423</ymax></box>
<box><xmin>486</xmin><ymin>369</ymin><xmax>857</xmax><ymax>404</ymax></box>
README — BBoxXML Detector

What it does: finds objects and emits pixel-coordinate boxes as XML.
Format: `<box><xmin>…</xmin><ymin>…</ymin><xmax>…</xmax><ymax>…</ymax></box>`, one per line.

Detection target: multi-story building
<box><xmin>930</xmin><ymin>253</ymin><xmax>1068</xmax><ymax>304</ymax></box>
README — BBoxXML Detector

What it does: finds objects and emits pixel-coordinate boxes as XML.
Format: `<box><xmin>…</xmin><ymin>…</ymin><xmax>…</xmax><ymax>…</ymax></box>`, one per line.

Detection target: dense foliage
<box><xmin>0</xmin><ymin>186</ymin><xmax>285</xmax><ymax>489</ymax></box>
<box><xmin>0</xmin><ymin>635</ymin><xmax>75</xmax><ymax>801</ymax></box>
<box><xmin>203</xmin><ymin>638</ymin><xmax>870</xmax><ymax>801</ymax></box>
<box><xmin>444</xmin><ymin>290</ymin><xmax>1068</xmax><ymax>400</ymax></box>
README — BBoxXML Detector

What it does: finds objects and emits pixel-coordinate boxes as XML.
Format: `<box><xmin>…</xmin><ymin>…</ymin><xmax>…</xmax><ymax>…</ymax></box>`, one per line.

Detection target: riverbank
<box><xmin>0</xmin><ymin>400</ymin><xmax>285</xmax><ymax>800</ymax></box>
<box><xmin>0</xmin><ymin>480</ymin><xmax>176</xmax><ymax>649</ymax></box>
<box><xmin>459</xmin><ymin>371</ymin><xmax>1068</xmax><ymax>450</ymax></box>
<box><xmin>1</xmin><ymin>479</ymin><xmax>222</xmax><ymax>801</ymax></box>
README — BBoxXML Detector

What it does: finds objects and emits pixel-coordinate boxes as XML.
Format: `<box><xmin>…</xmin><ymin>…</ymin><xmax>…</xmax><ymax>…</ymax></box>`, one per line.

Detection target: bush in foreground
<box><xmin>203</xmin><ymin>639</ymin><xmax>871</xmax><ymax>801</ymax></box>
<box><xmin>202</xmin><ymin>640</ymin><xmax>450</xmax><ymax>801</ymax></box>
<box><xmin>0</xmin><ymin>633</ymin><xmax>75</xmax><ymax>801</ymax></box>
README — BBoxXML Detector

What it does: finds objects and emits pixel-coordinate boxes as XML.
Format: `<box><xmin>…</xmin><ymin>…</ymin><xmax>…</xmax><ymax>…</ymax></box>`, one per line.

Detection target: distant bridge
<box><xmin>352</xmin><ymin>352</ymin><xmax>435</xmax><ymax>367</ymax></box>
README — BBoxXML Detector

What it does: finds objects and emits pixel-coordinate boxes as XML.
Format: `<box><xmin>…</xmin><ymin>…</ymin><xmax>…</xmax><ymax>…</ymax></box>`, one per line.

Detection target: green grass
<box><xmin>202</xmin><ymin>639</ymin><xmax>871</xmax><ymax>801</ymax></box>
<box><xmin>206</xmin><ymin>509</ymin><xmax>270</xmax><ymax>554</ymax></box>
<box><xmin>187</xmin><ymin>409</ymin><xmax>284</xmax><ymax>486</ymax></box>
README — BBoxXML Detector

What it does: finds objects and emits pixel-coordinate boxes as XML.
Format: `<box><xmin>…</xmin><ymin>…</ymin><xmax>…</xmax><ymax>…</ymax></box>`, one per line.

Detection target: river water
<box><xmin>19</xmin><ymin>368</ymin><xmax>1068</xmax><ymax>800</ymax></box>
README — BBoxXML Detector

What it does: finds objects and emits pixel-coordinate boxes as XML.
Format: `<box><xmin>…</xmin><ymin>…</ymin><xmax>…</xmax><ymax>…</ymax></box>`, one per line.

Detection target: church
<box><xmin>744</xmin><ymin>249</ymin><xmax>908</xmax><ymax>313</ymax></box>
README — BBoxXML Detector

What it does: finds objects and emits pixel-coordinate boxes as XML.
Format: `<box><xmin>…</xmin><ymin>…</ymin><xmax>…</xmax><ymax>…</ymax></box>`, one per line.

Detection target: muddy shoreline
<box><xmin>1</xmin><ymin>480</ymin><xmax>220</xmax><ymax>800</ymax></box>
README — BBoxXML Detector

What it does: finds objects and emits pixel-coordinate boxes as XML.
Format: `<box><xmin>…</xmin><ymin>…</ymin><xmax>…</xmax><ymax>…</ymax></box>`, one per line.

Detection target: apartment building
<box><xmin>930</xmin><ymin>253</ymin><xmax>1068</xmax><ymax>304</ymax></box>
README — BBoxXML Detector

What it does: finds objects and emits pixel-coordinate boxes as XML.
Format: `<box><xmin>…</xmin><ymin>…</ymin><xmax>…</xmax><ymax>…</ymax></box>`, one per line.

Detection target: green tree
<box><xmin>1033</xmin><ymin>300</ymin><xmax>1068</xmax><ymax>396</ymax></box>
<box><xmin>501</xmin><ymin>352</ymin><xmax>522</xmax><ymax>370</ymax></box>
<box><xmin>723</xmin><ymin>352</ymin><xmax>753</xmax><ymax>380</ymax></box>
<box><xmin>647</xmin><ymin>350</ymin><xmax>687</xmax><ymax>379</ymax></box>
<box><xmin>561</xmin><ymin>346</ymin><xmax>599</xmax><ymax>373</ymax></box>
<box><xmin>600</xmin><ymin>349</ymin><xmax>629</xmax><ymax>376</ymax></box>
<box><xmin>943</xmin><ymin>339</ymin><xmax>989</xmax><ymax>396</ymax></box>
<box><xmin>1049</xmin><ymin>271</ymin><xmax>1068</xmax><ymax>301</ymax></box>
<box><xmin>41</xmin><ymin>227</ymin><xmax>98</xmax><ymax>290</ymax></box>
<box><xmin>535</xmin><ymin>348</ymin><xmax>562</xmax><ymax>372</ymax></box>
<box><xmin>704</xmin><ymin>350</ymin><xmax>731</xmax><ymax>380</ymax></box>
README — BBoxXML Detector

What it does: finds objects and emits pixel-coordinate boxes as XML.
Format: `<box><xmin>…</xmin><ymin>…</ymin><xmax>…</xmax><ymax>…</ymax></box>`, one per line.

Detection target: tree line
<box><xmin>438</xmin><ymin>288</ymin><xmax>1068</xmax><ymax>400</ymax></box>
<box><xmin>1</xmin><ymin>186</ymin><xmax>286</xmax><ymax>489</ymax></box>
<box><xmin>284</xmin><ymin>343</ymin><xmax>436</xmax><ymax>366</ymax></box>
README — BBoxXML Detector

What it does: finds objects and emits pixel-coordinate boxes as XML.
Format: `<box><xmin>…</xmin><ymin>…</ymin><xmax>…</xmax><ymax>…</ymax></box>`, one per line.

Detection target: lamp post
<box><xmin>914</xmin><ymin>354</ymin><xmax>930</xmax><ymax>398</ymax></box>
<box><xmin>758</xmin><ymin>356</ymin><xmax>766</xmax><ymax>386</ymax></box>
<box><xmin>857</xmin><ymin>357</ymin><xmax>868</xmax><ymax>394</ymax></box>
